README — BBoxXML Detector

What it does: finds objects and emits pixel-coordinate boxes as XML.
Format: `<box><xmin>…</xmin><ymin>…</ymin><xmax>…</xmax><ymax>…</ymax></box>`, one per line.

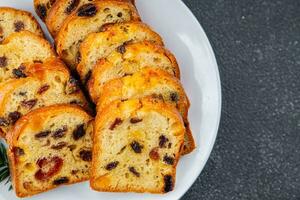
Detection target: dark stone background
<box><xmin>181</xmin><ymin>0</ymin><xmax>300</xmax><ymax>199</ymax></box>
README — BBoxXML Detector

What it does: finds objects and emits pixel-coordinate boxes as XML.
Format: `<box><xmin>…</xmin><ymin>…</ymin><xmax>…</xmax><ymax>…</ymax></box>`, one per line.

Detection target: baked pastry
<box><xmin>0</xmin><ymin>31</ymin><xmax>56</xmax><ymax>83</ymax></box>
<box><xmin>88</xmin><ymin>41</ymin><xmax>180</xmax><ymax>102</ymax></box>
<box><xmin>34</xmin><ymin>0</ymin><xmax>57</xmax><ymax>21</ymax></box>
<box><xmin>91</xmin><ymin>98</ymin><xmax>185</xmax><ymax>193</ymax></box>
<box><xmin>0</xmin><ymin>59</ymin><xmax>88</xmax><ymax>138</ymax></box>
<box><xmin>96</xmin><ymin>68</ymin><xmax>194</xmax><ymax>155</ymax></box>
<box><xmin>55</xmin><ymin>0</ymin><xmax>140</xmax><ymax>70</ymax></box>
<box><xmin>77</xmin><ymin>22</ymin><xmax>164</xmax><ymax>83</ymax></box>
<box><xmin>46</xmin><ymin>0</ymin><xmax>135</xmax><ymax>37</ymax></box>
<box><xmin>7</xmin><ymin>105</ymin><xmax>93</xmax><ymax>197</ymax></box>
<box><xmin>0</xmin><ymin>7</ymin><xmax>44</xmax><ymax>42</ymax></box>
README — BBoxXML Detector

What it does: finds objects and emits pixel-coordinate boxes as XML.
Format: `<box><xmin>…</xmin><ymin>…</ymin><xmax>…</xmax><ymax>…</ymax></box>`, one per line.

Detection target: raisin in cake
<box><xmin>88</xmin><ymin>41</ymin><xmax>180</xmax><ymax>102</ymax></box>
<box><xmin>7</xmin><ymin>105</ymin><xmax>93</xmax><ymax>197</ymax></box>
<box><xmin>0</xmin><ymin>31</ymin><xmax>55</xmax><ymax>83</ymax></box>
<box><xmin>0</xmin><ymin>7</ymin><xmax>43</xmax><ymax>42</ymax></box>
<box><xmin>0</xmin><ymin>59</ymin><xmax>88</xmax><ymax>138</ymax></box>
<box><xmin>34</xmin><ymin>0</ymin><xmax>57</xmax><ymax>21</ymax></box>
<box><xmin>91</xmin><ymin>98</ymin><xmax>185</xmax><ymax>193</ymax></box>
<box><xmin>55</xmin><ymin>1</ymin><xmax>140</xmax><ymax>69</ymax></box>
<box><xmin>46</xmin><ymin>0</ymin><xmax>135</xmax><ymax>37</ymax></box>
<box><xmin>97</xmin><ymin>68</ymin><xmax>194</xmax><ymax>155</ymax></box>
<box><xmin>77</xmin><ymin>22</ymin><xmax>164</xmax><ymax>83</ymax></box>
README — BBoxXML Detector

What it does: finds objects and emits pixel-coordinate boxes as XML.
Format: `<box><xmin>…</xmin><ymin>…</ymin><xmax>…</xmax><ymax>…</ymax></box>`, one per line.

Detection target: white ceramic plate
<box><xmin>0</xmin><ymin>0</ymin><xmax>221</xmax><ymax>199</ymax></box>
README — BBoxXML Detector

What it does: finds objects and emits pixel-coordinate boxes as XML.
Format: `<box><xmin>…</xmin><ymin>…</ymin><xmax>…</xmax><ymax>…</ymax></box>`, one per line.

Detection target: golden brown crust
<box><xmin>87</xmin><ymin>41</ymin><xmax>180</xmax><ymax>102</ymax></box>
<box><xmin>91</xmin><ymin>97</ymin><xmax>184</xmax><ymax>193</ymax></box>
<box><xmin>55</xmin><ymin>0</ymin><xmax>141</xmax><ymax>69</ymax></box>
<box><xmin>0</xmin><ymin>7</ymin><xmax>44</xmax><ymax>40</ymax></box>
<box><xmin>7</xmin><ymin>105</ymin><xmax>93</xmax><ymax>197</ymax></box>
<box><xmin>46</xmin><ymin>0</ymin><xmax>135</xmax><ymax>37</ymax></box>
<box><xmin>77</xmin><ymin>22</ymin><xmax>164</xmax><ymax>83</ymax></box>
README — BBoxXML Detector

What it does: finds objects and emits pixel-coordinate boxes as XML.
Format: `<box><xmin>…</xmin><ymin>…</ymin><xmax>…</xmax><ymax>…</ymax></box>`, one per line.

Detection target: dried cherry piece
<box><xmin>35</xmin><ymin>130</ymin><xmax>51</xmax><ymax>139</ymax></box>
<box><xmin>77</xmin><ymin>4</ymin><xmax>97</xmax><ymax>17</ymax></box>
<box><xmin>159</xmin><ymin>135</ymin><xmax>169</xmax><ymax>148</ymax></box>
<box><xmin>8</xmin><ymin>111</ymin><xmax>21</xmax><ymax>124</ymax></box>
<box><xmin>130</xmin><ymin>141</ymin><xmax>143</xmax><ymax>153</ymax></box>
<box><xmin>35</xmin><ymin>156</ymin><xmax>63</xmax><ymax>181</ymax></box>
<box><xmin>52</xmin><ymin>126</ymin><xmax>68</xmax><ymax>139</ymax></box>
<box><xmin>128</xmin><ymin>167</ymin><xmax>140</xmax><ymax>177</ymax></box>
<box><xmin>73</xmin><ymin>124</ymin><xmax>85</xmax><ymax>140</ymax></box>
<box><xmin>163</xmin><ymin>155</ymin><xmax>174</xmax><ymax>165</ymax></box>
<box><xmin>14</xmin><ymin>21</ymin><xmax>25</xmax><ymax>32</ymax></box>
<box><xmin>53</xmin><ymin>177</ymin><xmax>69</xmax><ymax>185</ymax></box>
<box><xmin>164</xmin><ymin>175</ymin><xmax>173</xmax><ymax>193</ymax></box>
<box><xmin>37</xmin><ymin>85</ymin><xmax>50</xmax><ymax>94</ymax></box>
<box><xmin>21</xmin><ymin>99</ymin><xmax>37</xmax><ymax>109</ymax></box>
<box><xmin>109</xmin><ymin>118</ymin><xmax>123</xmax><ymax>130</ymax></box>
<box><xmin>130</xmin><ymin>118</ymin><xmax>143</xmax><ymax>124</ymax></box>
<box><xmin>105</xmin><ymin>161</ymin><xmax>119</xmax><ymax>170</ymax></box>
<box><xmin>12</xmin><ymin>68</ymin><xmax>27</xmax><ymax>78</ymax></box>
<box><xmin>65</xmin><ymin>0</ymin><xmax>80</xmax><ymax>14</ymax></box>
<box><xmin>36</xmin><ymin>4</ymin><xmax>47</xmax><ymax>20</ymax></box>
<box><xmin>79</xmin><ymin>150</ymin><xmax>92</xmax><ymax>161</ymax></box>
<box><xmin>0</xmin><ymin>56</ymin><xmax>7</xmax><ymax>67</ymax></box>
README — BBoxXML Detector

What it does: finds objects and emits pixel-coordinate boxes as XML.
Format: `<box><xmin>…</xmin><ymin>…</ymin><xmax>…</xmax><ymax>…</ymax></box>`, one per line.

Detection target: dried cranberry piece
<box><xmin>13</xmin><ymin>147</ymin><xmax>24</xmax><ymax>156</ymax></box>
<box><xmin>79</xmin><ymin>150</ymin><xmax>92</xmax><ymax>161</ymax></box>
<box><xmin>52</xmin><ymin>126</ymin><xmax>68</xmax><ymax>139</ymax></box>
<box><xmin>109</xmin><ymin>118</ymin><xmax>123</xmax><ymax>130</ymax></box>
<box><xmin>37</xmin><ymin>85</ymin><xmax>50</xmax><ymax>94</ymax></box>
<box><xmin>0</xmin><ymin>56</ymin><xmax>7</xmax><ymax>67</ymax></box>
<box><xmin>149</xmin><ymin>148</ymin><xmax>159</xmax><ymax>160</ymax></box>
<box><xmin>53</xmin><ymin>177</ymin><xmax>69</xmax><ymax>185</ymax></box>
<box><xmin>8</xmin><ymin>111</ymin><xmax>21</xmax><ymax>124</ymax></box>
<box><xmin>105</xmin><ymin>161</ymin><xmax>119</xmax><ymax>170</ymax></box>
<box><xmin>77</xmin><ymin>4</ymin><xmax>97</xmax><ymax>17</ymax></box>
<box><xmin>128</xmin><ymin>167</ymin><xmax>140</xmax><ymax>177</ymax></box>
<box><xmin>35</xmin><ymin>156</ymin><xmax>63</xmax><ymax>181</ymax></box>
<box><xmin>164</xmin><ymin>175</ymin><xmax>173</xmax><ymax>193</ymax></box>
<box><xmin>130</xmin><ymin>141</ymin><xmax>143</xmax><ymax>153</ymax></box>
<box><xmin>14</xmin><ymin>21</ymin><xmax>25</xmax><ymax>32</ymax></box>
<box><xmin>65</xmin><ymin>0</ymin><xmax>80</xmax><ymax>14</ymax></box>
<box><xmin>35</xmin><ymin>131</ymin><xmax>51</xmax><ymax>139</ymax></box>
<box><xmin>21</xmin><ymin>99</ymin><xmax>37</xmax><ymax>109</ymax></box>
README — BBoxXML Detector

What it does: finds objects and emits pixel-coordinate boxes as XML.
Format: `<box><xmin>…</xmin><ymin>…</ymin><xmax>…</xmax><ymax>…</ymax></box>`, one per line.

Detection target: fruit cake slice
<box><xmin>91</xmin><ymin>98</ymin><xmax>185</xmax><ymax>193</ymax></box>
<box><xmin>7</xmin><ymin>105</ymin><xmax>93</xmax><ymax>197</ymax></box>
<box><xmin>0</xmin><ymin>7</ymin><xmax>44</xmax><ymax>42</ymax></box>
<box><xmin>0</xmin><ymin>59</ymin><xmax>88</xmax><ymax>138</ymax></box>
<box><xmin>34</xmin><ymin>0</ymin><xmax>57</xmax><ymax>21</ymax></box>
<box><xmin>0</xmin><ymin>31</ymin><xmax>55</xmax><ymax>83</ymax></box>
<box><xmin>46</xmin><ymin>0</ymin><xmax>135</xmax><ymax>37</ymax></box>
<box><xmin>77</xmin><ymin>22</ymin><xmax>164</xmax><ymax>83</ymax></box>
<box><xmin>97</xmin><ymin>68</ymin><xmax>195</xmax><ymax>155</ymax></box>
<box><xmin>55</xmin><ymin>0</ymin><xmax>140</xmax><ymax>70</ymax></box>
<box><xmin>88</xmin><ymin>41</ymin><xmax>180</xmax><ymax>102</ymax></box>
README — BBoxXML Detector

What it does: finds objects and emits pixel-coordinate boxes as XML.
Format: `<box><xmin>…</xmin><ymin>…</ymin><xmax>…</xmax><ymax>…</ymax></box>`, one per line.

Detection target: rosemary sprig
<box><xmin>0</xmin><ymin>142</ymin><xmax>12</xmax><ymax>191</ymax></box>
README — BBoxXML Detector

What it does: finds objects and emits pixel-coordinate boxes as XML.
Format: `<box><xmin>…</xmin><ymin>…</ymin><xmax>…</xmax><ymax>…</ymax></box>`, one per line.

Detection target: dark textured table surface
<box><xmin>181</xmin><ymin>0</ymin><xmax>300</xmax><ymax>199</ymax></box>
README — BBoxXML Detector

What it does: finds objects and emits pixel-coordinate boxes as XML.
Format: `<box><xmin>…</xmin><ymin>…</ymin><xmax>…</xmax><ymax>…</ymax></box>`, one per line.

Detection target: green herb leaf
<box><xmin>0</xmin><ymin>141</ymin><xmax>12</xmax><ymax>191</ymax></box>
